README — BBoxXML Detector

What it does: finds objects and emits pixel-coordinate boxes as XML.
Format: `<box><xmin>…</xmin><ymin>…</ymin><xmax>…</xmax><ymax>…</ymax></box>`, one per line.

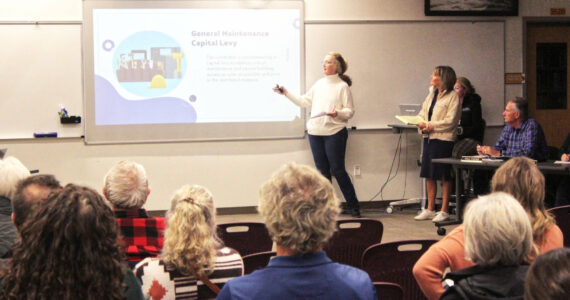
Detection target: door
<box><xmin>526</xmin><ymin>22</ymin><xmax>570</xmax><ymax>148</ymax></box>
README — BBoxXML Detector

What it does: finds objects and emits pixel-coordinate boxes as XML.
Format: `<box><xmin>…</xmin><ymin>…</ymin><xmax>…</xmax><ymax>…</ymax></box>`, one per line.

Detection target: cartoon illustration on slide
<box><xmin>95</xmin><ymin>30</ymin><xmax>196</xmax><ymax>125</ymax></box>
<box><xmin>112</xmin><ymin>31</ymin><xmax>186</xmax><ymax>97</ymax></box>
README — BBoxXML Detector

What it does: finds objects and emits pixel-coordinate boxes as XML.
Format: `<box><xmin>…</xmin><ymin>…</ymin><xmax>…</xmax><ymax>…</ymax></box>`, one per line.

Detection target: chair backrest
<box><xmin>361</xmin><ymin>240</ymin><xmax>437</xmax><ymax>300</ymax></box>
<box><xmin>217</xmin><ymin>222</ymin><xmax>273</xmax><ymax>256</ymax></box>
<box><xmin>242</xmin><ymin>251</ymin><xmax>277</xmax><ymax>275</ymax></box>
<box><xmin>323</xmin><ymin>218</ymin><xmax>384</xmax><ymax>268</ymax></box>
<box><xmin>547</xmin><ymin>205</ymin><xmax>570</xmax><ymax>247</ymax></box>
<box><xmin>373</xmin><ymin>282</ymin><xmax>404</xmax><ymax>300</ymax></box>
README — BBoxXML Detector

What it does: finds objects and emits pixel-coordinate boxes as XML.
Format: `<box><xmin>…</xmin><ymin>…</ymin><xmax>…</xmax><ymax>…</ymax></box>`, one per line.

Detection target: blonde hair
<box><xmin>161</xmin><ymin>184</ymin><xmax>221</xmax><ymax>277</ymax></box>
<box><xmin>328</xmin><ymin>51</ymin><xmax>352</xmax><ymax>86</ymax></box>
<box><xmin>464</xmin><ymin>192</ymin><xmax>532</xmax><ymax>266</ymax></box>
<box><xmin>258</xmin><ymin>162</ymin><xmax>340</xmax><ymax>254</ymax></box>
<box><xmin>491</xmin><ymin>157</ymin><xmax>555</xmax><ymax>258</ymax></box>
<box><xmin>456</xmin><ymin>77</ymin><xmax>476</xmax><ymax>94</ymax></box>
<box><xmin>435</xmin><ymin>66</ymin><xmax>457</xmax><ymax>93</ymax></box>
<box><xmin>103</xmin><ymin>160</ymin><xmax>148</xmax><ymax>209</ymax></box>
<box><xmin>0</xmin><ymin>156</ymin><xmax>29</xmax><ymax>199</ymax></box>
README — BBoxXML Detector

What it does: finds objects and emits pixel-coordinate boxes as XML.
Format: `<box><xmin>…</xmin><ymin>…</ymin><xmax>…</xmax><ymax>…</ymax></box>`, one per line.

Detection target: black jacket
<box><xmin>457</xmin><ymin>93</ymin><xmax>484</xmax><ymax>143</ymax></box>
<box><xmin>439</xmin><ymin>264</ymin><xmax>529</xmax><ymax>300</ymax></box>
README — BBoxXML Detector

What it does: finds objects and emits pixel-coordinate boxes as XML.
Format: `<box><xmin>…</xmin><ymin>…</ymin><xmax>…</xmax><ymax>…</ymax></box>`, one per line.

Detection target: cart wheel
<box><xmin>386</xmin><ymin>206</ymin><xmax>393</xmax><ymax>214</ymax></box>
<box><xmin>437</xmin><ymin>227</ymin><xmax>447</xmax><ymax>236</ymax></box>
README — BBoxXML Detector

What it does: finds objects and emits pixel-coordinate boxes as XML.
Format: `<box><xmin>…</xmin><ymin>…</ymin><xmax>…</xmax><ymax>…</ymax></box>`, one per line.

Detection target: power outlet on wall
<box><xmin>353</xmin><ymin>164</ymin><xmax>361</xmax><ymax>176</ymax></box>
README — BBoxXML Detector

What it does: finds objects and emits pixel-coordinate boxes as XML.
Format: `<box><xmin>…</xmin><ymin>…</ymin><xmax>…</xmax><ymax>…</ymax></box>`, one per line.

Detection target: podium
<box><xmin>385</xmin><ymin>124</ymin><xmax>427</xmax><ymax>213</ymax></box>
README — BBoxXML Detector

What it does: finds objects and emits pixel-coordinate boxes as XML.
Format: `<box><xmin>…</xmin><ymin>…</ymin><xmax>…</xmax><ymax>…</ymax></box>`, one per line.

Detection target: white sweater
<box><xmin>285</xmin><ymin>74</ymin><xmax>355</xmax><ymax>136</ymax></box>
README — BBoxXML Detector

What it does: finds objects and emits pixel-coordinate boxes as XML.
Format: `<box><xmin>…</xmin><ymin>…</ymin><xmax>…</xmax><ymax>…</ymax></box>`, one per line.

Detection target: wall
<box><xmin>1</xmin><ymin>0</ymin><xmax>566</xmax><ymax>210</ymax></box>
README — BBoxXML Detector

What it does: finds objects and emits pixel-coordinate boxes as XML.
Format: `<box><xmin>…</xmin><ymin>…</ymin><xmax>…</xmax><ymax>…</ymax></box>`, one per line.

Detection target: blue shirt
<box><xmin>217</xmin><ymin>251</ymin><xmax>376</xmax><ymax>300</ymax></box>
<box><xmin>494</xmin><ymin>118</ymin><xmax>548</xmax><ymax>161</ymax></box>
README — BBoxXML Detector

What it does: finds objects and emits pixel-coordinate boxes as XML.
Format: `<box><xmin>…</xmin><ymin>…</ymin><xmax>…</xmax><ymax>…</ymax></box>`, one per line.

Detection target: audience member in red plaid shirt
<box><xmin>103</xmin><ymin>160</ymin><xmax>166</xmax><ymax>266</ymax></box>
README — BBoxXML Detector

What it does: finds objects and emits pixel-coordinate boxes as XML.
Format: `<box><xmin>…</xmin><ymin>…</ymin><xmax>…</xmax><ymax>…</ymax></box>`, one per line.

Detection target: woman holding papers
<box><xmin>414</xmin><ymin>66</ymin><xmax>461</xmax><ymax>222</ymax></box>
<box><xmin>273</xmin><ymin>52</ymin><xmax>360</xmax><ymax>217</ymax></box>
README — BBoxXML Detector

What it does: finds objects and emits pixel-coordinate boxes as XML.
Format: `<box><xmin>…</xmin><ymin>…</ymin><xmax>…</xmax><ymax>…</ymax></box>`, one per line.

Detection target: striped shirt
<box><xmin>135</xmin><ymin>247</ymin><xmax>243</xmax><ymax>300</ymax></box>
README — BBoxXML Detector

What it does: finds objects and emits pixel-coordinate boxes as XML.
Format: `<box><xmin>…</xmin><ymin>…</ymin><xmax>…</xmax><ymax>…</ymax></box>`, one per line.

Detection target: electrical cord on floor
<box><xmin>369</xmin><ymin>131</ymin><xmax>408</xmax><ymax>201</ymax></box>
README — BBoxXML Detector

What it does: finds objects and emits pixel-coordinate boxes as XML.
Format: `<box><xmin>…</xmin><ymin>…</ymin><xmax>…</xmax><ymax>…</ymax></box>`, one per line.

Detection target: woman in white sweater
<box><xmin>273</xmin><ymin>52</ymin><xmax>361</xmax><ymax>217</ymax></box>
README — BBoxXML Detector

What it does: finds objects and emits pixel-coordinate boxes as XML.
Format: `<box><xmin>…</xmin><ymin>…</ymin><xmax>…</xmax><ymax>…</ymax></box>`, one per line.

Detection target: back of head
<box><xmin>162</xmin><ymin>184</ymin><xmax>219</xmax><ymax>276</ymax></box>
<box><xmin>525</xmin><ymin>248</ymin><xmax>570</xmax><ymax>300</ymax></box>
<box><xmin>435</xmin><ymin>65</ymin><xmax>457</xmax><ymax>92</ymax></box>
<box><xmin>258</xmin><ymin>162</ymin><xmax>340</xmax><ymax>254</ymax></box>
<box><xmin>463</xmin><ymin>192</ymin><xmax>532</xmax><ymax>266</ymax></box>
<box><xmin>103</xmin><ymin>160</ymin><xmax>148</xmax><ymax>209</ymax></box>
<box><xmin>0</xmin><ymin>156</ymin><xmax>29</xmax><ymax>200</ymax></box>
<box><xmin>491</xmin><ymin>156</ymin><xmax>554</xmax><ymax>254</ymax></box>
<box><xmin>12</xmin><ymin>174</ymin><xmax>61</xmax><ymax>228</ymax></box>
<box><xmin>2</xmin><ymin>184</ymin><xmax>125</xmax><ymax>300</ymax></box>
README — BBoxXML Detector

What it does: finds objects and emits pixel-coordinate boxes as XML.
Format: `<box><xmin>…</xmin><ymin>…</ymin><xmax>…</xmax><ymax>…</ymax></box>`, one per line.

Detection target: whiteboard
<box><xmin>305</xmin><ymin>21</ymin><xmax>505</xmax><ymax>128</ymax></box>
<box><xmin>0</xmin><ymin>23</ymin><xmax>83</xmax><ymax>139</ymax></box>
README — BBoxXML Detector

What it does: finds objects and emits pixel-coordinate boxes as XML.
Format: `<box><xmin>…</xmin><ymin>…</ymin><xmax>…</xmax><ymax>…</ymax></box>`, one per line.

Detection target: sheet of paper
<box><xmin>395</xmin><ymin>115</ymin><xmax>424</xmax><ymax>125</ymax></box>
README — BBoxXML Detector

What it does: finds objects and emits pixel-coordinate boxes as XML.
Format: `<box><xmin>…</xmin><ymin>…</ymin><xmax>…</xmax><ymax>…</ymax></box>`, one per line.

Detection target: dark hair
<box><xmin>329</xmin><ymin>52</ymin><xmax>352</xmax><ymax>86</ymax></box>
<box><xmin>12</xmin><ymin>174</ymin><xmax>60</xmax><ymax>227</ymax></box>
<box><xmin>510</xmin><ymin>97</ymin><xmax>528</xmax><ymax>120</ymax></box>
<box><xmin>435</xmin><ymin>66</ymin><xmax>456</xmax><ymax>93</ymax></box>
<box><xmin>1</xmin><ymin>184</ymin><xmax>126</xmax><ymax>300</ymax></box>
<box><xmin>525</xmin><ymin>248</ymin><xmax>570</xmax><ymax>300</ymax></box>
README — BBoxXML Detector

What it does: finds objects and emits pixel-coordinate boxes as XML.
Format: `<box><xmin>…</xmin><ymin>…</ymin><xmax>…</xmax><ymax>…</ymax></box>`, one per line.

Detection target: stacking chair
<box><xmin>242</xmin><ymin>250</ymin><xmax>276</xmax><ymax>274</ymax></box>
<box><xmin>361</xmin><ymin>240</ymin><xmax>437</xmax><ymax>300</ymax></box>
<box><xmin>323</xmin><ymin>218</ymin><xmax>384</xmax><ymax>268</ymax></box>
<box><xmin>373</xmin><ymin>282</ymin><xmax>404</xmax><ymax>300</ymax></box>
<box><xmin>217</xmin><ymin>222</ymin><xmax>273</xmax><ymax>256</ymax></box>
<box><xmin>547</xmin><ymin>205</ymin><xmax>570</xmax><ymax>247</ymax></box>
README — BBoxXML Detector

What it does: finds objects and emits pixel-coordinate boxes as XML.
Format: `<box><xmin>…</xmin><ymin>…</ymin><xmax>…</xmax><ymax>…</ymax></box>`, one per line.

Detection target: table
<box><xmin>431</xmin><ymin>158</ymin><xmax>570</xmax><ymax>234</ymax></box>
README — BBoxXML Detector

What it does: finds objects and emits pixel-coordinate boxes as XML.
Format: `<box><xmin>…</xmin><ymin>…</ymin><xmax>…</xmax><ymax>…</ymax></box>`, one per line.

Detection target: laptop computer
<box><xmin>398</xmin><ymin>104</ymin><xmax>421</xmax><ymax>116</ymax></box>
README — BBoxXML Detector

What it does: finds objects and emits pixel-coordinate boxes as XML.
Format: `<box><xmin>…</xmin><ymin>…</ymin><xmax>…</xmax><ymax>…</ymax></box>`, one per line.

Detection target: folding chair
<box><xmin>242</xmin><ymin>251</ymin><xmax>276</xmax><ymax>274</ymax></box>
<box><xmin>361</xmin><ymin>240</ymin><xmax>437</xmax><ymax>300</ymax></box>
<box><xmin>547</xmin><ymin>205</ymin><xmax>570</xmax><ymax>247</ymax></box>
<box><xmin>217</xmin><ymin>222</ymin><xmax>273</xmax><ymax>256</ymax></box>
<box><xmin>373</xmin><ymin>282</ymin><xmax>404</xmax><ymax>300</ymax></box>
<box><xmin>323</xmin><ymin>218</ymin><xmax>384</xmax><ymax>268</ymax></box>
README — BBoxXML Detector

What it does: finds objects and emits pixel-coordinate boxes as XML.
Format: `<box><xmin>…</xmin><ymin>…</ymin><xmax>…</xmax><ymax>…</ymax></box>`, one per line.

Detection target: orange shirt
<box><xmin>412</xmin><ymin>224</ymin><xmax>564</xmax><ymax>300</ymax></box>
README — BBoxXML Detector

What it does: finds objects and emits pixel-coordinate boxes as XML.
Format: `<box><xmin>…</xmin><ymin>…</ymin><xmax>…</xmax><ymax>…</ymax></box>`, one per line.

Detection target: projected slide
<box><xmin>92</xmin><ymin>8</ymin><xmax>301</xmax><ymax>126</ymax></box>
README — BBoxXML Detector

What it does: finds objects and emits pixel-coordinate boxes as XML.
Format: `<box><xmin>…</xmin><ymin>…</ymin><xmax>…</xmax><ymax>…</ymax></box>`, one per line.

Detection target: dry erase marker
<box><xmin>275</xmin><ymin>84</ymin><xmax>284</xmax><ymax>93</ymax></box>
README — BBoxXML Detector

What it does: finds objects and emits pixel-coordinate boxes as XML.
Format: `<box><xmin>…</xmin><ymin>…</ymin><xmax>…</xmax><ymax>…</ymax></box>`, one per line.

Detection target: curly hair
<box><xmin>103</xmin><ymin>160</ymin><xmax>149</xmax><ymax>209</ymax></box>
<box><xmin>258</xmin><ymin>162</ymin><xmax>340</xmax><ymax>254</ymax></box>
<box><xmin>491</xmin><ymin>156</ymin><xmax>556</xmax><ymax>258</ymax></box>
<box><xmin>161</xmin><ymin>184</ymin><xmax>221</xmax><ymax>277</ymax></box>
<box><xmin>1</xmin><ymin>184</ymin><xmax>126</xmax><ymax>300</ymax></box>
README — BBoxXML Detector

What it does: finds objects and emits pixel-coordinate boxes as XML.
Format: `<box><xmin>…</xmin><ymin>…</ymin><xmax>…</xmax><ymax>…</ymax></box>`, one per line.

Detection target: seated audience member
<box><xmin>525</xmin><ymin>248</ymin><xmax>570</xmax><ymax>300</ymax></box>
<box><xmin>0</xmin><ymin>157</ymin><xmax>29</xmax><ymax>258</ymax></box>
<box><xmin>134</xmin><ymin>184</ymin><xmax>243</xmax><ymax>299</ymax></box>
<box><xmin>0</xmin><ymin>184</ymin><xmax>144</xmax><ymax>300</ymax></box>
<box><xmin>218</xmin><ymin>163</ymin><xmax>376</xmax><ymax>300</ymax></box>
<box><xmin>477</xmin><ymin>97</ymin><xmax>548</xmax><ymax>161</ymax></box>
<box><xmin>413</xmin><ymin>157</ymin><xmax>563</xmax><ymax>300</ymax></box>
<box><xmin>103</xmin><ymin>160</ymin><xmax>166</xmax><ymax>264</ymax></box>
<box><xmin>439</xmin><ymin>192</ymin><xmax>532</xmax><ymax>299</ymax></box>
<box><xmin>0</xmin><ymin>174</ymin><xmax>62</xmax><ymax>265</ymax></box>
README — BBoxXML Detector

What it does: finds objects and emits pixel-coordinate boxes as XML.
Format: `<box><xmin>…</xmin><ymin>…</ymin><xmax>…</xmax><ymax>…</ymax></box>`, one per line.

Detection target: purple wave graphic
<box><xmin>94</xmin><ymin>75</ymin><xmax>197</xmax><ymax>125</ymax></box>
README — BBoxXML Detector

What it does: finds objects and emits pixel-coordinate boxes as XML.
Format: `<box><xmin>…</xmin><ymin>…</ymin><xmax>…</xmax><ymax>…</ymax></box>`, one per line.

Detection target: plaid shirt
<box><xmin>494</xmin><ymin>118</ymin><xmax>548</xmax><ymax>161</ymax></box>
<box><xmin>115</xmin><ymin>209</ymin><xmax>166</xmax><ymax>263</ymax></box>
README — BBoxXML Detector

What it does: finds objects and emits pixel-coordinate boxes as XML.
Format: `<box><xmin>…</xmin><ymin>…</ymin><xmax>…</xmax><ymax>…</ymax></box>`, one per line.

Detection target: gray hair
<box><xmin>258</xmin><ymin>162</ymin><xmax>340</xmax><ymax>254</ymax></box>
<box><xmin>464</xmin><ymin>192</ymin><xmax>532</xmax><ymax>266</ymax></box>
<box><xmin>509</xmin><ymin>97</ymin><xmax>528</xmax><ymax>120</ymax></box>
<box><xmin>103</xmin><ymin>160</ymin><xmax>148</xmax><ymax>209</ymax></box>
<box><xmin>0</xmin><ymin>156</ymin><xmax>30</xmax><ymax>199</ymax></box>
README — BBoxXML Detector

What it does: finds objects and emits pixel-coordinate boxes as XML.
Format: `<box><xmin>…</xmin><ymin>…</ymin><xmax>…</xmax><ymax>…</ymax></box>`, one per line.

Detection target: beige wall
<box><xmin>1</xmin><ymin>0</ymin><xmax>566</xmax><ymax>210</ymax></box>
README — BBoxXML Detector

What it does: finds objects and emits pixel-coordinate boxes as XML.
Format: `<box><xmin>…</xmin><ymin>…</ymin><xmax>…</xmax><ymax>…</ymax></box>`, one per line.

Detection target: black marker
<box><xmin>275</xmin><ymin>84</ymin><xmax>284</xmax><ymax>93</ymax></box>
